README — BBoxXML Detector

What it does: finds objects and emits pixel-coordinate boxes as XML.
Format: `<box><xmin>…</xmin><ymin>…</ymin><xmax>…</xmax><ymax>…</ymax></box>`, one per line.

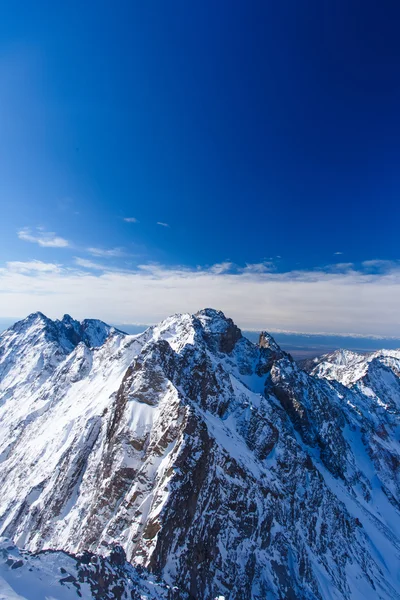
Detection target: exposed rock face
<box><xmin>258</xmin><ymin>330</ymin><xmax>280</xmax><ymax>351</ymax></box>
<box><xmin>0</xmin><ymin>310</ymin><xmax>399</xmax><ymax>599</ymax></box>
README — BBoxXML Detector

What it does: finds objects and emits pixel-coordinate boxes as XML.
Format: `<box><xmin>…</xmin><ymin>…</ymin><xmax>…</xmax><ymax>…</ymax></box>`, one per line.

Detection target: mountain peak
<box><xmin>329</xmin><ymin>348</ymin><xmax>363</xmax><ymax>364</ymax></box>
<box><xmin>195</xmin><ymin>307</ymin><xmax>230</xmax><ymax>326</ymax></box>
<box><xmin>258</xmin><ymin>330</ymin><xmax>280</xmax><ymax>351</ymax></box>
<box><xmin>80</xmin><ymin>318</ymin><xmax>121</xmax><ymax>347</ymax></box>
<box><xmin>195</xmin><ymin>308</ymin><xmax>242</xmax><ymax>353</ymax></box>
<box><xmin>4</xmin><ymin>312</ymin><xmax>52</xmax><ymax>338</ymax></box>
<box><xmin>61</xmin><ymin>313</ymin><xmax>76</xmax><ymax>324</ymax></box>
<box><xmin>22</xmin><ymin>311</ymin><xmax>49</xmax><ymax>325</ymax></box>
<box><xmin>29</xmin><ymin>310</ymin><xmax>47</xmax><ymax>320</ymax></box>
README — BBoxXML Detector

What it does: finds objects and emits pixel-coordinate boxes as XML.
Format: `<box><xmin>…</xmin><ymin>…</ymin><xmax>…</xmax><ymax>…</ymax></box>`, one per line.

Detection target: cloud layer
<box><xmin>0</xmin><ymin>260</ymin><xmax>400</xmax><ymax>336</ymax></box>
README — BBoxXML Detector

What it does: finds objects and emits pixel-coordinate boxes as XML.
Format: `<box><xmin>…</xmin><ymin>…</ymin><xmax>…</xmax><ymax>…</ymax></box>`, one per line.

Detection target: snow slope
<box><xmin>0</xmin><ymin>538</ymin><xmax>172</xmax><ymax>599</ymax></box>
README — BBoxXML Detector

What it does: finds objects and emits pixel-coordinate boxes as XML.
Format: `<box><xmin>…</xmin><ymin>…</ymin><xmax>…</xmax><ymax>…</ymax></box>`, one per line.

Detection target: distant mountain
<box><xmin>302</xmin><ymin>347</ymin><xmax>400</xmax><ymax>412</ymax></box>
<box><xmin>0</xmin><ymin>309</ymin><xmax>399</xmax><ymax>599</ymax></box>
<box><xmin>245</xmin><ymin>330</ymin><xmax>400</xmax><ymax>359</ymax></box>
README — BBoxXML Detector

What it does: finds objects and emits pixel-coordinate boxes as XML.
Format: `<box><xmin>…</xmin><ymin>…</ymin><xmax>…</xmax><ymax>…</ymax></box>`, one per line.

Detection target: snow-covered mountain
<box><xmin>302</xmin><ymin>347</ymin><xmax>400</xmax><ymax>408</ymax></box>
<box><xmin>0</xmin><ymin>312</ymin><xmax>121</xmax><ymax>404</ymax></box>
<box><xmin>0</xmin><ymin>309</ymin><xmax>399</xmax><ymax>599</ymax></box>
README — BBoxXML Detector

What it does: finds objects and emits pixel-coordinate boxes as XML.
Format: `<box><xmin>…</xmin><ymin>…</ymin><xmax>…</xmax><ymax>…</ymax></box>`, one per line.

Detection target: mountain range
<box><xmin>0</xmin><ymin>309</ymin><xmax>399</xmax><ymax>599</ymax></box>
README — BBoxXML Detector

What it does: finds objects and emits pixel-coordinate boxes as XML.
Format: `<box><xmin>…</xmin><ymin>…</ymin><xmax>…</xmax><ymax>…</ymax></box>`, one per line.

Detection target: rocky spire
<box><xmin>258</xmin><ymin>330</ymin><xmax>281</xmax><ymax>352</ymax></box>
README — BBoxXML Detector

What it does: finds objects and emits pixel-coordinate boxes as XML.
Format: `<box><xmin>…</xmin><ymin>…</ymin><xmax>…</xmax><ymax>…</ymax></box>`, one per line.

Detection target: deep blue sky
<box><xmin>1</xmin><ymin>1</ymin><xmax>400</xmax><ymax>334</ymax></box>
<box><xmin>1</xmin><ymin>0</ymin><xmax>400</xmax><ymax>267</ymax></box>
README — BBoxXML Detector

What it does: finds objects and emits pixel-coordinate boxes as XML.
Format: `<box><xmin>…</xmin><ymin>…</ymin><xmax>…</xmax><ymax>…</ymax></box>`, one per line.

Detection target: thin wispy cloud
<box><xmin>74</xmin><ymin>257</ymin><xmax>107</xmax><ymax>270</ymax></box>
<box><xmin>322</xmin><ymin>262</ymin><xmax>354</xmax><ymax>273</ymax></box>
<box><xmin>242</xmin><ymin>262</ymin><xmax>275</xmax><ymax>273</ymax></box>
<box><xmin>86</xmin><ymin>247</ymin><xmax>125</xmax><ymax>258</ymax></box>
<box><xmin>334</xmin><ymin>251</ymin><xmax>343</xmax><ymax>255</ymax></box>
<box><xmin>2</xmin><ymin>259</ymin><xmax>400</xmax><ymax>337</ymax></box>
<box><xmin>362</xmin><ymin>259</ymin><xmax>396</xmax><ymax>270</ymax></box>
<box><xmin>18</xmin><ymin>227</ymin><xmax>69</xmax><ymax>248</ymax></box>
<box><xmin>157</xmin><ymin>222</ymin><xmax>170</xmax><ymax>228</ymax></box>
<box><xmin>74</xmin><ymin>257</ymin><xmax>134</xmax><ymax>273</ymax></box>
<box><xmin>209</xmin><ymin>262</ymin><xmax>233</xmax><ymax>274</ymax></box>
<box><xmin>5</xmin><ymin>260</ymin><xmax>61</xmax><ymax>274</ymax></box>
<box><xmin>123</xmin><ymin>217</ymin><xmax>138</xmax><ymax>223</ymax></box>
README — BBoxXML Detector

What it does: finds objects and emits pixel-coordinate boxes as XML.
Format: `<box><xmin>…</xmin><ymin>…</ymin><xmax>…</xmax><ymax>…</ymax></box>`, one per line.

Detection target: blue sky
<box><xmin>1</xmin><ymin>1</ymin><xmax>400</xmax><ymax>335</ymax></box>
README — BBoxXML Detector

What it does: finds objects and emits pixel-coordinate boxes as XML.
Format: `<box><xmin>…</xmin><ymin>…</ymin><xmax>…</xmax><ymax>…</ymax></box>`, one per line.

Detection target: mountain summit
<box><xmin>0</xmin><ymin>309</ymin><xmax>399</xmax><ymax>599</ymax></box>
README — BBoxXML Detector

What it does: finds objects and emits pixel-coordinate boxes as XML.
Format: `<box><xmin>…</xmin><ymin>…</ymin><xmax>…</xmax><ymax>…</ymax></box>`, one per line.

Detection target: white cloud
<box><xmin>74</xmin><ymin>257</ymin><xmax>107</xmax><ymax>270</ymax></box>
<box><xmin>74</xmin><ymin>257</ymin><xmax>133</xmax><ymax>273</ymax></box>
<box><xmin>124</xmin><ymin>217</ymin><xmax>138</xmax><ymax>223</ymax></box>
<box><xmin>5</xmin><ymin>260</ymin><xmax>61</xmax><ymax>274</ymax></box>
<box><xmin>209</xmin><ymin>262</ymin><xmax>233</xmax><ymax>274</ymax></box>
<box><xmin>86</xmin><ymin>247</ymin><xmax>125</xmax><ymax>258</ymax></box>
<box><xmin>334</xmin><ymin>251</ymin><xmax>343</xmax><ymax>255</ymax></box>
<box><xmin>1</xmin><ymin>260</ymin><xmax>400</xmax><ymax>337</ymax></box>
<box><xmin>18</xmin><ymin>227</ymin><xmax>69</xmax><ymax>248</ymax></box>
<box><xmin>361</xmin><ymin>259</ymin><xmax>396</xmax><ymax>270</ymax></box>
<box><xmin>241</xmin><ymin>262</ymin><xmax>275</xmax><ymax>273</ymax></box>
<box><xmin>157</xmin><ymin>222</ymin><xmax>170</xmax><ymax>228</ymax></box>
<box><xmin>323</xmin><ymin>262</ymin><xmax>354</xmax><ymax>273</ymax></box>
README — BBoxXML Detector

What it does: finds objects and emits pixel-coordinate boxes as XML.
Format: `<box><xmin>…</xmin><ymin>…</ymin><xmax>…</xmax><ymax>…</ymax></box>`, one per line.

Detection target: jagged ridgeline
<box><xmin>0</xmin><ymin>309</ymin><xmax>399</xmax><ymax>599</ymax></box>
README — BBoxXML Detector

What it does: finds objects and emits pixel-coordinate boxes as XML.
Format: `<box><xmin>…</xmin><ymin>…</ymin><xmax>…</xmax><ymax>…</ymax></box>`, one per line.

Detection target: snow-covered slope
<box><xmin>0</xmin><ymin>312</ymin><xmax>121</xmax><ymax>401</ymax></box>
<box><xmin>0</xmin><ymin>538</ymin><xmax>173</xmax><ymax>599</ymax></box>
<box><xmin>303</xmin><ymin>346</ymin><xmax>400</xmax><ymax>410</ymax></box>
<box><xmin>0</xmin><ymin>310</ymin><xmax>400</xmax><ymax>599</ymax></box>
